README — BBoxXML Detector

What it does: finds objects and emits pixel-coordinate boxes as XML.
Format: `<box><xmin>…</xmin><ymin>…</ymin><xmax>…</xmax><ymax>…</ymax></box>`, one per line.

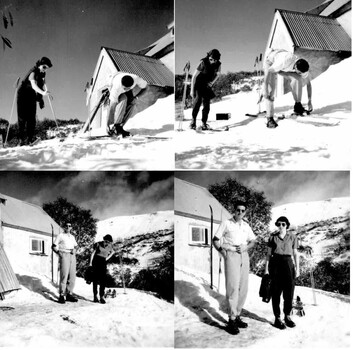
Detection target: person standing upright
<box><xmin>212</xmin><ymin>200</ymin><xmax>256</xmax><ymax>335</ymax></box>
<box><xmin>52</xmin><ymin>223</ymin><xmax>78</xmax><ymax>304</ymax></box>
<box><xmin>190</xmin><ymin>49</ymin><xmax>221</xmax><ymax>130</ymax></box>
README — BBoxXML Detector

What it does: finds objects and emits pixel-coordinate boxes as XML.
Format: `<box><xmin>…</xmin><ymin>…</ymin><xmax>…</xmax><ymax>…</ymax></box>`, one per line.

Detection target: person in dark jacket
<box><xmin>89</xmin><ymin>234</ymin><xmax>115</xmax><ymax>304</ymax></box>
<box><xmin>264</xmin><ymin>216</ymin><xmax>300</xmax><ymax>329</ymax></box>
<box><xmin>190</xmin><ymin>49</ymin><xmax>221</xmax><ymax>130</ymax></box>
<box><xmin>17</xmin><ymin>57</ymin><xmax>52</xmax><ymax>145</ymax></box>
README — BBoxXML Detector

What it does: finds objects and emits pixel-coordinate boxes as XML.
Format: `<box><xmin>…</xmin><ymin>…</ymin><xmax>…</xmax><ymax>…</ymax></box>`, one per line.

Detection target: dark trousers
<box><xmin>269</xmin><ymin>254</ymin><xmax>295</xmax><ymax>318</ymax></box>
<box><xmin>17</xmin><ymin>91</ymin><xmax>37</xmax><ymax>142</ymax></box>
<box><xmin>92</xmin><ymin>256</ymin><xmax>107</xmax><ymax>298</ymax></box>
<box><xmin>192</xmin><ymin>89</ymin><xmax>211</xmax><ymax>124</ymax></box>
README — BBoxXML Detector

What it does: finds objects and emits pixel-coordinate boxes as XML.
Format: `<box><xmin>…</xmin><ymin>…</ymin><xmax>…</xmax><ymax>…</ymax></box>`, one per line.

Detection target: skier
<box><xmin>212</xmin><ymin>200</ymin><xmax>256</xmax><ymax>335</ymax></box>
<box><xmin>190</xmin><ymin>49</ymin><xmax>221</xmax><ymax>130</ymax></box>
<box><xmin>89</xmin><ymin>234</ymin><xmax>115</xmax><ymax>304</ymax></box>
<box><xmin>261</xmin><ymin>49</ymin><xmax>312</xmax><ymax>128</ymax></box>
<box><xmin>52</xmin><ymin>223</ymin><xmax>78</xmax><ymax>304</ymax></box>
<box><xmin>264</xmin><ymin>216</ymin><xmax>300</xmax><ymax>329</ymax></box>
<box><xmin>17</xmin><ymin>57</ymin><xmax>52</xmax><ymax>145</ymax></box>
<box><xmin>106</xmin><ymin>72</ymin><xmax>148</xmax><ymax>137</ymax></box>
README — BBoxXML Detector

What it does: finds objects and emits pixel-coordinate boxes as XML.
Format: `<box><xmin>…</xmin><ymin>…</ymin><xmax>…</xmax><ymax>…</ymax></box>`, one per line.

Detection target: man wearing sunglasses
<box><xmin>261</xmin><ymin>49</ymin><xmax>312</xmax><ymax>128</ymax></box>
<box><xmin>52</xmin><ymin>223</ymin><xmax>78</xmax><ymax>304</ymax></box>
<box><xmin>213</xmin><ymin>200</ymin><xmax>256</xmax><ymax>335</ymax></box>
<box><xmin>264</xmin><ymin>216</ymin><xmax>299</xmax><ymax>330</ymax></box>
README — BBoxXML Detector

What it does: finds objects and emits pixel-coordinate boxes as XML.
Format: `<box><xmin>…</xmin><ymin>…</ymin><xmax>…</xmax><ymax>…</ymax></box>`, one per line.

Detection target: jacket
<box><xmin>259</xmin><ymin>274</ymin><xmax>271</xmax><ymax>303</ymax></box>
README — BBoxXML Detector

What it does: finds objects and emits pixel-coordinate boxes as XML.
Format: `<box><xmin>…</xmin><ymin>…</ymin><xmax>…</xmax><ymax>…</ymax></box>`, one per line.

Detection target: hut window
<box><xmin>30</xmin><ymin>238</ymin><xmax>45</xmax><ymax>254</ymax></box>
<box><xmin>189</xmin><ymin>226</ymin><xmax>209</xmax><ymax>245</ymax></box>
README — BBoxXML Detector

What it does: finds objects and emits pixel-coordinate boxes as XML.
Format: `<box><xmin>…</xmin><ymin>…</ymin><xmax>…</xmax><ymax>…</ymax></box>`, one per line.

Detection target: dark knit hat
<box><xmin>121</xmin><ymin>75</ymin><xmax>134</xmax><ymax>88</ymax></box>
<box><xmin>295</xmin><ymin>59</ymin><xmax>309</xmax><ymax>73</ymax></box>
<box><xmin>275</xmin><ymin>216</ymin><xmax>290</xmax><ymax>229</ymax></box>
<box><xmin>37</xmin><ymin>57</ymin><xmax>53</xmax><ymax>68</ymax></box>
<box><xmin>103</xmin><ymin>234</ymin><xmax>113</xmax><ymax>242</ymax></box>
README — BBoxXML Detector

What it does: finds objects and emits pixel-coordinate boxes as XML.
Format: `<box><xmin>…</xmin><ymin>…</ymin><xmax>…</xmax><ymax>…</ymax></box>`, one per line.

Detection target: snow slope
<box><xmin>175</xmin><ymin>268</ymin><xmax>349</xmax><ymax>349</ymax></box>
<box><xmin>0</xmin><ymin>269</ymin><xmax>174</xmax><ymax>347</ymax></box>
<box><xmin>0</xmin><ymin>94</ymin><xmax>174</xmax><ymax>170</ymax></box>
<box><xmin>96</xmin><ymin>210</ymin><xmax>174</xmax><ymax>242</ymax></box>
<box><xmin>175</xmin><ymin>57</ymin><xmax>352</xmax><ymax>170</ymax></box>
<box><xmin>271</xmin><ymin>197</ymin><xmax>350</xmax><ymax>229</ymax></box>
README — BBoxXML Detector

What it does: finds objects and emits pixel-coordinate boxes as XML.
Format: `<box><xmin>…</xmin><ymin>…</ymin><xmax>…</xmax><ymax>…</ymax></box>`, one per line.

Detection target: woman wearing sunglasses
<box><xmin>264</xmin><ymin>216</ymin><xmax>300</xmax><ymax>329</ymax></box>
<box><xmin>16</xmin><ymin>56</ymin><xmax>52</xmax><ymax>146</ymax></box>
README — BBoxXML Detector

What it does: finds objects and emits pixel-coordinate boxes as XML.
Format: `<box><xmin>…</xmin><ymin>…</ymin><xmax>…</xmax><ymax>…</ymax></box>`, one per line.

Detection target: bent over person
<box><xmin>52</xmin><ymin>223</ymin><xmax>78</xmax><ymax>304</ymax></box>
<box><xmin>264</xmin><ymin>216</ymin><xmax>300</xmax><ymax>329</ymax></box>
<box><xmin>262</xmin><ymin>49</ymin><xmax>312</xmax><ymax>128</ymax></box>
<box><xmin>17</xmin><ymin>57</ymin><xmax>52</xmax><ymax>145</ymax></box>
<box><xmin>107</xmin><ymin>72</ymin><xmax>148</xmax><ymax>137</ymax></box>
<box><xmin>212</xmin><ymin>200</ymin><xmax>256</xmax><ymax>335</ymax></box>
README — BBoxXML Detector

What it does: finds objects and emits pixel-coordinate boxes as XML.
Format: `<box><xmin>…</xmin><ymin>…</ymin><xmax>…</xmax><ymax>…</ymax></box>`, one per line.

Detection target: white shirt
<box><xmin>109</xmin><ymin>72</ymin><xmax>147</xmax><ymax>103</ymax></box>
<box><xmin>53</xmin><ymin>232</ymin><xmax>77</xmax><ymax>250</ymax></box>
<box><xmin>215</xmin><ymin>219</ymin><xmax>256</xmax><ymax>246</ymax></box>
<box><xmin>266</xmin><ymin>49</ymin><xmax>298</xmax><ymax>73</ymax></box>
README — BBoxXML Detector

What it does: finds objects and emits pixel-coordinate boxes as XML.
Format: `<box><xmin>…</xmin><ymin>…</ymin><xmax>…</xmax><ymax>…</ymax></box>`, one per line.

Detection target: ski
<box><xmin>29</xmin><ymin>137</ymin><xmax>41</xmax><ymax>146</ymax></box>
<box><xmin>84</xmin><ymin>134</ymin><xmax>171</xmax><ymax>142</ymax></box>
<box><xmin>209</xmin><ymin>205</ymin><xmax>213</xmax><ymax>290</ymax></box>
<box><xmin>277</xmin><ymin>113</ymin><xmax>340</xmax><ymax>126</ymax></box>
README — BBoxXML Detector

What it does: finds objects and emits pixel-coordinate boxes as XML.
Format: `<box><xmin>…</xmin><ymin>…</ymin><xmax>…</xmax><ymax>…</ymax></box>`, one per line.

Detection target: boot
<box><xmin>66</xmin><ymin>293</ymin><xmax>78</xmax><ymax>302</ymax></box>
<box><xmin>93</xmin><ymin>295</ymin><xmax>99</xmax><ymax>303</ymax></box>
<box><xmin>226</xmin><ymin>318</ymin><xmax>240</xmax><ymax>335</ymax></box>
<box><xmin>100</xmin><ymin>297</ymin><xmax>106</xmax><ymax>304</ymax></box>
<box><xmin>235</xmin><ymin>316</ymin><xmax>248</xmax><ymax>328</ymax></box>
<box><xmin>189</xmin><ymin>120</ymin><xmax>196</xmax><ymax>130</ymax></box>
<box><xmin>114</xmin><ymin>124</ymin><xmax>131</xmax><ymax>138</ymax></box>
<box><xmin>266</xmin><ymin>117</ymin><xmax>278</xmax><ymax>128</ymax></box>
<box><xmin>284</xmin><ymin>315</ymin><xmax>296</xmax><ymax>328</ymax></box>
<box><xmin>274</xmin><ymin>317</ymin><xmax>286</xmax><ymax>330</ymax></box>
<box><xmin>58</xmin><ymin>294</ymin><xmax>66</xmax><ymax>304</ymax></box>
<box><xmin>293</xmin><ymin>102</ymin><xmax>305</xmax><ymax>115</ymax></box>
<box><xmin>201</xmin><ymin>123</ymin><xmax>211</xmax><ymax>130</ymax></box>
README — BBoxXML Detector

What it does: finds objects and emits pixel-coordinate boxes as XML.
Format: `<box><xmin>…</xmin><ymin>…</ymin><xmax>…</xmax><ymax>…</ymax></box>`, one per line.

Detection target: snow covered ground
<box><xmin>0</xmin><ymin>269</ymin><xmax>174</xmax><ymax>347</ymax></box>
<box><xmin>175</xmin><ymin>57</ymin><xmax>352</xmax><ymax>170</ymax></box>
<box><xmin>0</xmin><ymin>95</ymin><xmax>174</xmax><ymax>170</ymax></box>
<box><xmin>175</xmin><ymin>268</ymin><xmax>350</xmax><ymax>349</ymax></box>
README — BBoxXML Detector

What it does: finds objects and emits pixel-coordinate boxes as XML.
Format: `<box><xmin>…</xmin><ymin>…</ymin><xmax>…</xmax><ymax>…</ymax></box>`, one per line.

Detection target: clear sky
<box><xmin>175</xmin><ymin>171</ymin><xmax>350</xmax><ymax>207</ymax></box>
<box><xmin>0</xmin><ymin>171</ymin><xmax>174</xmax><ymax>221</ymax></box>
<box><xmin>175</xmin><ymin>0</ymin><xmax>323</xmax><ymax>74</ymax></box>
<box><xmin>0</xmin><ymin>0</ymin><xmax>173</xmax><ymax>121</ymax></box>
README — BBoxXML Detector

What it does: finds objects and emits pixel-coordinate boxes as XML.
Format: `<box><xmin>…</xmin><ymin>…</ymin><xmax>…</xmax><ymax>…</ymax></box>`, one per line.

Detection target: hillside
<box><xmin>175</xmin><ymin>57</ymin><xmax>352</xmax><ymax>170</ymax></box>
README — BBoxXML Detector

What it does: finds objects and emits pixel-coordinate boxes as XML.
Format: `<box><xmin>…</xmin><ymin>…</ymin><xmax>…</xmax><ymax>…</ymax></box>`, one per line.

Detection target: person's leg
<box><xmin>224</xmin><ymin>252</ymin><xmax>241</xmax><ymax>320</ymax></box>
<box><xmin>59</xmin><ymin>253</ymin><xmax>70</xmax><ymax>296</ymax></box>
<box><xmin>236</xmin><ymin>252</ymin><xmax>249</xmax><ymax>315</ymax></box>
<box><xmin>201</xmin><ymin>96</ymin><xmax>210</xmax><ymax>125</ymax></box>
<box><xmin>93</xmin><ymin>282</ymin><xmax>98</xmax><ymax>301</ymax></box>
<box><xmin>191</xmin><ymin>89</ymin><xmax>202</xmax><ymax>125</ymax></box>
<box><xmin>66</xmin><ymin>254</ymin><xmax>76</xmax><ymax>295</ymax></box>
<box><xmin>113</xmin><ymin>93</ymin><xmax>128</xmax><ymax>125</ymax></box>
<box><xmin>290</xmin><ymin>77</ymin><xmax>302</xmax><ymax>103</ymax></box>
<box><xmin>283</xmin><ymin>260</ymin><xmax>295</xmax><ymax>316</ymax></box>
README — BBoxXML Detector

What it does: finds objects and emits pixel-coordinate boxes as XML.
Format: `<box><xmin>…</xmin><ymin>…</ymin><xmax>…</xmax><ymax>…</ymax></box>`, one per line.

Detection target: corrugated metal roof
<box><xmin>279</xmin><ymin>9</ymin><xmax>351</xmax><ymax>51</ymax></box>
<box><xmin>0</xmin><ymin>193</ymin><xmax>61</xmax><ymax>236</ymax></box>
<box><xmin>175</xmin><ymin>178</ymin><xmax>232</xmax><ymax>224</ymax></box>
<box><xmin>105</xmin><ymin>48</ymin><xmax>174</xmax><ymax>87</ymax></box>
<box><xmin>138</xmin><ymin>32</ymin><xmax>174</xmax><ymax>58</ymax></box>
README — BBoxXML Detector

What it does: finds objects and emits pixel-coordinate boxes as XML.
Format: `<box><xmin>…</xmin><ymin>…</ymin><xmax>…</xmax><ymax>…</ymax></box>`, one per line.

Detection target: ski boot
<box><xmin>266</xmin><ymin>117</ymin><xmax>278</xmax><ymax>128</ymax></box>
<box><xmin>226</xmin><ymin>318</ymin><xmax>240</xmax><ymax>335</ymax></box>
<box><xmin>114</xmin><ymin>124</ymin><xmax>131</xmax><ymax>138</ymax></box>
<box><xmin>293</xmin><ymin>102</ymin><xmax>306</xmax><ymax>116</ymax></box>
<box><xmin>189</xmin><ymin>120</ymin><xmax>196</xmax><ymax>130</ymax></box>
<box><xmin>201</xmin><ymin>123</ymin><xmax>211</xmax><ymax>130</ymax></box>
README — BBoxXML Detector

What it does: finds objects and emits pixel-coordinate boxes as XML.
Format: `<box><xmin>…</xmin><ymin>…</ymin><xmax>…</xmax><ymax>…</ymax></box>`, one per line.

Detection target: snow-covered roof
<box><xmin>104</xmin><ymin>47</ymin><xmax>174</xmax><ymax>87</ymax></box>
<box><xmin>277</xmin><ymin>9</ymin><xmax>351</xmax><ymax>52</ymax></box>
<box><xmin>307</xmin><ymin>0</ymin><xmax>351</xmax><ymax>17</ymax></box>
<box><xmin>175</xmin><ymin>178</ymin><xmax>232</xmax><ymax>224</ymax></box>
<box><xmin>0</xmin><ymin>193</ymin><xmax>61</xmax><ymax>236</ymax></box>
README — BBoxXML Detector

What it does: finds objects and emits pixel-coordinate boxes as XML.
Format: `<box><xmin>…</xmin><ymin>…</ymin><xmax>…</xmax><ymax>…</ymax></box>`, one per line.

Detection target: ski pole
<box><xmin>178</xmin><ymin>61</ymin><xmax>190</xmax><ymax>131</ymax></box>
<box><xmin>47</xmin><ymin>95</ymin><xmax>59</xmax><ymax>129</ymax></box>
<box><xmin>4</xmin><ymin>77</ymin><xmax>20</xmax><ymax>146</ymax></box>
<box><xmin>121</xmin><ymin>240</ymin><xmax>126</xmax><ymax>294</ymax></box>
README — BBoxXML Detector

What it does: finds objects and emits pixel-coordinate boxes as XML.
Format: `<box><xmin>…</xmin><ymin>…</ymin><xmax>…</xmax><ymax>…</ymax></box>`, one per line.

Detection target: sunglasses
<box><xmin>278</xmin><ymin>222</ymin><xmax>287</xmax><ymax>227</ymax></box>
<box><xmin>67</xmin><ymin>224</ymin><xmax>72</xmax><ymax>228</ymax></box>
<box><xmin>42</xmin><ymin>65</ymin><xmax>49</xmax><ymax>70</ymax></box>
<box><xmin>236</xmin><ymin>209</ymin><xmax>246</xmax><ymax>213</ymax></box>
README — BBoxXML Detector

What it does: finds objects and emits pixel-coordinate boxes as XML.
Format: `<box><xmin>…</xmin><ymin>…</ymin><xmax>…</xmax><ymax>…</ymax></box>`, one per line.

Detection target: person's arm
<box><xmin>190</xmin><ymin>69</ymin><xmax>200</xmax><ymax>98</ymax></box>
<box><xmin>208</xmin><ymin>67</ymin><xmax>221</xmax><ymax>87</ymax></box>
<box><xmin>106</xmin><ymin>250</ymin><xmax>115</xmax><ymax>261</ymax></box>
<box><xmin>278</xmin><ymin>71</ymin><xmax>301</xmax><ymax>81</ymax></box>
<box><xmin>29</xmin><ymin>73</ymin><xmax>50</xmax><ymax>96</ymax></box>
<box><xmin>89</xmin><ymin>250</ymin><xmax>96</xmax><ymax>266</ymax></box>
<box><xmin>293</xmin><ymin>248</ymin><xmax>300</xmax><ymax>278</ymax></box>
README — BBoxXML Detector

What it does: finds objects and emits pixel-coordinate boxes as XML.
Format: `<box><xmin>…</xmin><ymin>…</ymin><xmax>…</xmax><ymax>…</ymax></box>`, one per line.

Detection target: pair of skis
<box><xmin>209</xmin><ymin>205</ymin><xmax>222</xmax><ymax>292</ymax></box>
